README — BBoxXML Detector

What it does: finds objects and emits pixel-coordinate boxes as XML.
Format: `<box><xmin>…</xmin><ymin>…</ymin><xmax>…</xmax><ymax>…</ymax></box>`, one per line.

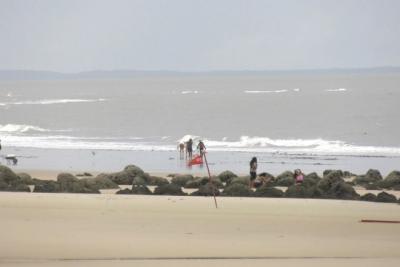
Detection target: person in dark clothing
<box><xmin>186</xmin><ymin>139</ymin><xmax>193</xmax><ymax>159</ymax></box>
<box><xmin>249</xmin><ymin>157</ymin><xmax>257</xmax><ymax>188</ymax></box>
<box><xmin>197</xmin><ymin>140</ymin><xmax>206</xmax><ymax>158</ymax></box>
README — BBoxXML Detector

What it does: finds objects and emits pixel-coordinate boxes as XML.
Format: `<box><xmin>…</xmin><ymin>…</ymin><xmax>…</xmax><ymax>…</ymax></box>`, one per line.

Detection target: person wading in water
<box><xmin>197</xmin><ymin>140</ymin><xmax>206</xmax><ymax>159</ymax></box>
<box><xmin>186</xmin><ymin>138</ymin><xmax>193</xmax><ymax>159</ymax></box>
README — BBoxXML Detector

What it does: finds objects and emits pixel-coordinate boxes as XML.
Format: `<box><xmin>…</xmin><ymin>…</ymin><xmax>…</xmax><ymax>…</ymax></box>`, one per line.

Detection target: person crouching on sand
<box><xmin>253</xmin><ymin>172</ymin><xmax>274</xmax><ymax>188</ymax></box>
<box><xmin>249</xmin><ymin>157</ymin><xmax>257</xmax><ymax>188</ymax></box>
<box><xmin>294</xmin><ymin>169</ymin><xmax>304</xmax><ymax>184</ymax></box>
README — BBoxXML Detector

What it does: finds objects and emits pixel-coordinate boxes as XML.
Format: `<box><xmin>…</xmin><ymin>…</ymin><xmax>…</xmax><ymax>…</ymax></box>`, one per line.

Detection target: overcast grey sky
<box><xmin>1</xmin><ymin>0</ymin><xmax>399</xmax><ymax>72</ymax></box>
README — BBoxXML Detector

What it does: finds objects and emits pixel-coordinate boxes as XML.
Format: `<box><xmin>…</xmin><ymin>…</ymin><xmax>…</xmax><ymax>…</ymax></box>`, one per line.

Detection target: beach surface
<box><xmin>1</xmin><ymin>189</ymin><xmax>399</xmax><ymax>267</ymax></box>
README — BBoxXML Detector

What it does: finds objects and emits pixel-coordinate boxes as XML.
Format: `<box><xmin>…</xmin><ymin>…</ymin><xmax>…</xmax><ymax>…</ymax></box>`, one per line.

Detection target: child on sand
<box><xmin>249</xmin><ymin>157</ymin><xmax>257</xmax><ymax>188</ymax></box>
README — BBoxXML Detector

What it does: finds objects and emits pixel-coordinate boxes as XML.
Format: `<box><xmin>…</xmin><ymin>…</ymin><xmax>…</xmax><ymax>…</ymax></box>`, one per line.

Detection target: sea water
<box><xmin>1</xmin><ymin>73</ymin><xmax>400</xmax><ymax>175</ymax></box>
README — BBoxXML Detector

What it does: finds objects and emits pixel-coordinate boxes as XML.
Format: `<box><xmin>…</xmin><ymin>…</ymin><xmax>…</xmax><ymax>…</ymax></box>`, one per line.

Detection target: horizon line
<box><xmin>1</xmin><ymin>65</ymin><xmax>400</xmax><ymax>74</ymax></box>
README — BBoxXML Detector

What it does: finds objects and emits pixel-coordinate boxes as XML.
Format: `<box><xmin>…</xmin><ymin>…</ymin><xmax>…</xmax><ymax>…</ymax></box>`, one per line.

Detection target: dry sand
<box><xmin>0</xmin><ymin>191</ymin><xmax>399</xmax><ymax>267</ymax></box>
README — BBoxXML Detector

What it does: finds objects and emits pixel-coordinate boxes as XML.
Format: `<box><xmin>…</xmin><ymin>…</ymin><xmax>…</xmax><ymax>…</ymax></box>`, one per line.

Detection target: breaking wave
<box><xmin>1</xmin><ymin>135</ymin><xmax>169</xmax><ymax>151</ymax></box>
<box><xmin>181</xmin><ymin>90</ymin><xmax>199</xmax><ymax>94</ymax></box>
<box><xmin>326</xmin><ymin>88</ymin><xmax>347</xmax><ymax>92</ymax></box>
<box><xmin>0</xmin><ymin>124</ymin><xmax>49</xmax><ymax>133</ymax></box>
<box><xmin>244</xmin><ymin>90</ymin><xmax>288</xmax><ymax>94</ymax></box>
<box><xmin>0</xmin><ymin>98</ymin><xmax>106</xmax><ymax>106</ymax></box>
<box><xmin>2</xmin><ymin>134</ymin><xmax>400</xmax><ymax>156</ymax></box>
<box><xmin>201</xmin><ymin>136</ymin><xmax>400</xmax><ymax>155</ymax></box>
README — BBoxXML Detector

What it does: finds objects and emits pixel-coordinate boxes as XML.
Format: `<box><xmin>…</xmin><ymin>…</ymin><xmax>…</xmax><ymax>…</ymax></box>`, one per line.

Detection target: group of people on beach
<box><xmin>249</xmin><ymin>157</ymin><xmax>304</xmax><ymax>188</ymax></box>
<box><xmin>178</xmin><ymin>139</ymin><xmax>206</xmax><ymax>160</ymax></box>
<box><xmin>178</xmin><ymin>139</ymin><xmax>305</xmax><ymax>188</ymax></box>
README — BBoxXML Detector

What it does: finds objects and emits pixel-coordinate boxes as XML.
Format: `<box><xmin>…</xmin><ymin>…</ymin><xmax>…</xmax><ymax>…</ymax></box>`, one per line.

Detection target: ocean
<box><xmin>1</xmin><ymin>73</ymin><xmax>400</xmax><ymax>175</ymax></box>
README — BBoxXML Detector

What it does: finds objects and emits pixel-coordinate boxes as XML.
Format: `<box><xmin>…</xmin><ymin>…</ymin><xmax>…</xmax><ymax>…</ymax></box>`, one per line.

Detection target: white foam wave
<box><xmin>0</xmin><ymin>124</ymin><xmax>49</xmax><ymax>133</ymax></box>
<box><xmin>2</xmin><ymin>134</ymin><xmax>400</xmax><ymax>156</ymax></box>
<box><xmin>293</xmin><ymin>88</ymin><xmax>300</xmax><ymax>92</ymax></box>
<box><xmin>203</xmin><ymin>136</ymin><xmax>400</xmax><ymax>155</ymax></box>
<box><xmin>0</xmin><ymin>98</ymin><xmax>106</xmax><ymax>106</ymax></box>
<box><xmin>178</xmin><ymin>134</ymin><xmax>200</xmax><ymax>144</ymax></box>
<box><xmin>244</xmin><ymin>90</ymin><xmax>288</xmax><ymax>94</ymax></box>
<box><xmin>326</xmin><ymin>88</ymin><xmax>347</xmax><ymax>92</ymax></box>
<box><xmin>1</xmin><ymin>135</ymin><xmax>173</xmax><ymax>151</ymax></box>
<box><xmin>176</xmin><ymin>135</ymin><xmax>400</xmax><ymax>155</ymax></box>
<box><xmin>205</xmin><ymin>136</ymin><xmax>329</xmax><ymax>148</ymax></box>
<box><xmin>181</xmin><ymin>90</ymin><xmax>199</xmax><ymax>94</ymax></box>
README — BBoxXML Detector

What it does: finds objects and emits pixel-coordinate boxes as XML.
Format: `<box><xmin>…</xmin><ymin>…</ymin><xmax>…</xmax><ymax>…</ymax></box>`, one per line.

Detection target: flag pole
<box><xmin>203</xmin><ymin>152</ymin><xmax>218</xmax><ymax>209</ymax></box>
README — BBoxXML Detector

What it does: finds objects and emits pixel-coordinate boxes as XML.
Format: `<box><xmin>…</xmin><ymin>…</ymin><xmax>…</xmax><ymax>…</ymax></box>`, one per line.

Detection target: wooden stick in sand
<box><xmin>360</xmin><ymin>219</ymin><xmax>400</xmax><ymax>224</ymax></box>
<box><xmin>203</xmin><ymin>152</ymin><xmax>218</xmax><ymax>209</ymax></box>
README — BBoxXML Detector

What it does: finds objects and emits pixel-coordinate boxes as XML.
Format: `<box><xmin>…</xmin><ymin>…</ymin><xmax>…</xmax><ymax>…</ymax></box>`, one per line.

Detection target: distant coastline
<box><xmin>1</xmin><ymin>66</ymin><xmax>400</xmax><ymax>80</ymax></box>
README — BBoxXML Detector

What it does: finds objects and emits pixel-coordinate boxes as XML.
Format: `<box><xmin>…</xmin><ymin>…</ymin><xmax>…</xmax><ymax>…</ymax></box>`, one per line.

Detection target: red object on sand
<box><xmin>188</xmin><ymin>154</ymin><xmax>203</xmax><ymax>166</ymax></box>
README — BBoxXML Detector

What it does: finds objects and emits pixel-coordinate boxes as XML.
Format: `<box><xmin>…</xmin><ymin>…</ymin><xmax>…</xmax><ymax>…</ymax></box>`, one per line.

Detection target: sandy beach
<box><xmin>1</xmin><ymin>188</ymin><xmax>399</xmax><ymax>267</ymax></box>
<box><xmin>3</xmin><ymin>1</ymin><xmax>400</xmax><ymax>266</ymax></box>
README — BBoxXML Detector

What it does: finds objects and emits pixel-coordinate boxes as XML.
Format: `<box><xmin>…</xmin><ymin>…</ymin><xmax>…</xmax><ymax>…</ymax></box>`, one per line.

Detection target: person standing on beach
<box><xmin>0</xmin><ymin>139</ymin><xmax>2</xmax><ymax>151</ymax></box>
<box><xmin>186</xmin><ymin>139</ymin><xmax>193</xmax><ymax>159</ymax></box>
<box><xmin>249</xmin><ymin>157</ymin><xmax>257</xmax><ymax>188</ymax></box>
<box><xmin>197</xmin><ymin>140</ymin><xmax>206</xmax><ymax>158</ymax></box>
<box><xmin>178</xmin><ymin>142</ymin><xmax>185</xmax><ymax>159</ymax></box>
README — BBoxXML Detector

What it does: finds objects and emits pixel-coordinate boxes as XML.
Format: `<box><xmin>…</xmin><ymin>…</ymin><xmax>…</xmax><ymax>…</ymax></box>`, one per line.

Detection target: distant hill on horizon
<box><xmin>1</xmin><ymin>67</ymin><xmax>400</xmax><ymax>80</ymax></box>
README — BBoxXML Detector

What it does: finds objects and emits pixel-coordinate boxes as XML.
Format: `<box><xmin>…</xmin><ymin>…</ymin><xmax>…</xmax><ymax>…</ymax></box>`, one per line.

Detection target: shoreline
<box><xmin>2</xmin><ymin>146</ymin><xmax>400</xmax><ymax>177</ymax></box>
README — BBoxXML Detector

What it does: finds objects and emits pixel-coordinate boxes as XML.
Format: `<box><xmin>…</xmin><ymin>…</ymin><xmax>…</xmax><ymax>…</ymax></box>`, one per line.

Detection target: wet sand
<box><xmin>0</xmin><ymin>190</ymin><xmax>399</xmax><ymax>267</ymax></box>
<box><xmin>5</xmin><ymin>146</ymin><xmax>400</xmax><ymax>177</ymax></box>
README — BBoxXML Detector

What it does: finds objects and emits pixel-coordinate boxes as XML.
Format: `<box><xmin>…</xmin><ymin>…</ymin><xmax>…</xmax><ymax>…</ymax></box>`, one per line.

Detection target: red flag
<box><xmin>188</xmin><ymin>154</ymin><xmax>203</xmax><ymax>166</ymax></box>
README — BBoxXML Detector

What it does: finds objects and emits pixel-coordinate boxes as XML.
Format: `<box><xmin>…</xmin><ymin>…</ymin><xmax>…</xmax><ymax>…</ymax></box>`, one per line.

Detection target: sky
<box><xmin>0</xmin><ymin>0</ymin><xmax>400</xmax><ymax>72</ymax></box>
